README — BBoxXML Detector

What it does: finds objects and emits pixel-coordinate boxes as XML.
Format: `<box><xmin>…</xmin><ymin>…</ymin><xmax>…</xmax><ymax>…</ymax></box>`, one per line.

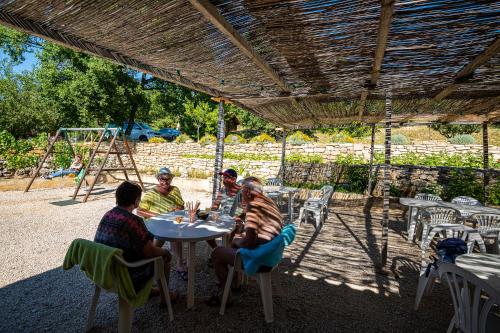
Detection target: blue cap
<box><xmin>157</xmin><ymin>167</ymin><xmax>173</xmax><ymax>178</ymax></box>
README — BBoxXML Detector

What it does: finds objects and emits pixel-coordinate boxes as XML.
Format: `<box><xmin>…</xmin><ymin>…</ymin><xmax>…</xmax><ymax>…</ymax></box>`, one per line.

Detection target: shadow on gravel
<box><xmin>49</xmin><ymin>199</ymin><xmax>81</xmax><ymax>206</ymax></box>
<box><xmin>0</xmin><ymin>201</ymin><xmax>452</xmax><ymax>332</ymax></box>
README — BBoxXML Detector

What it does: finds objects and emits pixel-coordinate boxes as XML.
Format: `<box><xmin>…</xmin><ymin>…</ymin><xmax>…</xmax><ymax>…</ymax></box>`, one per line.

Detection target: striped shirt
<box><xmin>139</xmin><ymin>187</ymin><xmax>184</xmax><ymax>215</ymax></box>
<box><xmin>245</xmin><ymin>194</ymin><xmax>283</xmax><ymax>243</ymax></box>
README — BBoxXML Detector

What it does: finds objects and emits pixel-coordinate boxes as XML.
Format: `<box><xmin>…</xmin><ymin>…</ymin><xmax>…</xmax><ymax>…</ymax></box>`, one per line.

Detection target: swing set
<box><xmin>25</xmin><ymin>127</ymin><xmax>144</xmax><ymax>202</ymax></box>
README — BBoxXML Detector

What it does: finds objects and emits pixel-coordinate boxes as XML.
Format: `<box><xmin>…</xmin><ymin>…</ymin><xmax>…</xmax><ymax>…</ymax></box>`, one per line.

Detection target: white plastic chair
<box><xmin>418</xmin><ymin>206</ymin><xmax>461</xmax><ymax>249</ymax></box>
<box><xmin>219</xmin><ymin>251</ymin><xmax>277</xmax><ymax>323</ymax></box>
<box><xmin>86</xmin><ymin>255</ymin><xmax>173</xmax><ymax>332</ymax></box>
<box><xmin>451</xmin><ymin>196</ymin><xmax>482</xmax><ymax>206</ymax></box>
<box><xmin>407</xmin><ymin>193</ymin><xmax>442</xmax><ymax>241</ymax></box>
<box><xmin>265</xmin><ymin>178</ymin><xmax>284</xmax><ymax>208</ymax></box>
<box><xmin>265</xmin><ymin>178</ymin><xmax>283</xmax><ymax>186</ymax></box>
<box><xmin>298</xmin><ymin>185</ymin><xmax>334</xmax><ymax>230</ymax></box>
<box><xmin>471</xmin><ymin>213</ymin><xmax>500</xmax><ymax>254</ymax></box>
<box><xmin>439</xmin><ymin>262</ymin><xmax>500</xmax><ymax>333</ymax></box>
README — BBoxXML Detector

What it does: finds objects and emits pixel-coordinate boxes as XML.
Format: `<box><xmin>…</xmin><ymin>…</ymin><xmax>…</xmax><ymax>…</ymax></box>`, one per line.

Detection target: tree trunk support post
<box><xmin>367</xmin><ymin>124</ymin><xmax>376</xmax><ymax>196</ymax></box>
<box><xmin>280</xmin><ymin>129</ymin><xmax>287</xmax><ymax>181</ymax></box>
<box><xmin>381</xmin><ymin>95</ymin><xmax>392</xmax><ymax>268</ymax></box>
<box><xmin>212</xmin><ymin>100</ymin><xmax>225</xmax><ymax>204</ymax></box>
<box><xmin>483</xmin><ymin>122</ymin><xmax>489</xmax><ymax>204</ymax></box>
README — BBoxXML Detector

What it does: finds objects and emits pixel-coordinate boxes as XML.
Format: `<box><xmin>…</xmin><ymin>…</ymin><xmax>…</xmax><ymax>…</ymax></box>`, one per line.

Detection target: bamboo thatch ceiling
<box><xmin>0</xmin><ymin>0</ymin><xmax>499</xmax><ymax>127</ymax></box>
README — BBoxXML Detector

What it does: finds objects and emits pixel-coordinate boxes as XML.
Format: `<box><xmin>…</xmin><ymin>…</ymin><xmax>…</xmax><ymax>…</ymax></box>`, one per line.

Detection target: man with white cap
<box><xmin>137</xmin><ymin>167</ymin><xmax>188</xmax><ymax>280</ymax></box>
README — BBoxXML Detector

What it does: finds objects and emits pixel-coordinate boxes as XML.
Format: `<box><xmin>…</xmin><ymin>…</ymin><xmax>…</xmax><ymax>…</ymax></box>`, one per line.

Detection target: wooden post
<box><xmin>212</xmin><ymin>100</ymin><xmax>225</xmax><ymax>204</ymax></box>
<box><xmin>381</xmin><ymin>95</ymin><xmax>392</xmax><ymax>267</ymax></box>
<box><xmin>367</xmin><ymin>124</ymin><xmax>376</xmax><ymax>196</ymax></box>
<box><xmin>280</xmin><ymin>130</ymin><xmax>287</xmax><ymax>180</ymax></box>
<box><xmin>483</xmin><ymin>122</ymin><xmax>489</xmax><ymax>204</ymax></box>
<box><xmin>24</xmin><ymin>128</ymin><xmax>61</xmax><ymax>192</ymax></box>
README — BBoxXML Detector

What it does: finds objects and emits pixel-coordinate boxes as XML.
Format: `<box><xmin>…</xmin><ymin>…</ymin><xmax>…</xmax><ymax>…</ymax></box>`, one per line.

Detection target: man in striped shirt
<box><xmin>207</xmin><ymin>176</ymin><xmax>283</xmax><ymax>306</ymax></box>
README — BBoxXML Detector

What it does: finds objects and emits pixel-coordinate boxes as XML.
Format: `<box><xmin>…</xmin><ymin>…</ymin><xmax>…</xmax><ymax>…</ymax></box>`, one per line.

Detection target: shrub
<box><xmin>431</xmin><ymin>124</ymin><xmax>481</xmax><ymax>138</ymax></box>
<box><xmin>488</xmin><ymin>183</ymin><xmax>500</xmax><ymax>206</ymax></box>
<box><xmin>448</xmin><ymin>134</ymin><xmax>476</xmax><ymax>145</ymax></box>
<box><xmin>175</xmin><ymin>133</ymin><xmax>192</xmax><ymax>144</ymax></box>
<box><xmin>285</xmin><ymin>153</ymin><xmax>324</xmax><ymax>164</ymax></box>
<box><xmin>344</xmin><ymin>165</ymin><xmax>369</xmax><ymax>193</ymax></box>
<box><xmin>286</xmin><ymin>131</ymin><xmax>314</xmax><ymax>145</ymax></box>
<box><xmin>391</xmin><ymin>134</ymin><xmax>408</xmax><ymax>145</ymax></box>
<box><xmin>228</xmin><ymin>163</ymin><xmax>251</xmax><ymax>178</ymax></box>
<box><xmin>335</xmin><ymin>153</ymin><xmax>365</xmax><ymax>165</ymax></box>
<box><xmin>249</xmin><ymin>133</ymin><xmax>275</xmax><ymax>144</ymax></box>
<box><xmin>442</xmin><ymin>169</ymin><xmax>483</xmax><ymax>201</ymax></box>
<box><xmin>148</xmin><ymin>137</ymin><xmax>166</xmax><ymax>143</ymax></box>
<box><xmin>199</xmin><ymin>135</ymin><xmax>217</xmax><ymax>146</ymax></box>
<box><xmin>224</xmin><ymin>134</ymin><xmax>246</xmax><ymax>145</ymax></box>
<box><xmin>420</xmin><ymin>184</ymin><xmax>444</xmax><ymax>197</ymax></box>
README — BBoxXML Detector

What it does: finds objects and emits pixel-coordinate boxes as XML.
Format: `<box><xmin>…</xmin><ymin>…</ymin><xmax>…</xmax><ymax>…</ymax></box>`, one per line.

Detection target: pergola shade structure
<box><xmin>0</xmin><ymin>0</ymin><xmax>498</xmax><ymax>127</ymax></box>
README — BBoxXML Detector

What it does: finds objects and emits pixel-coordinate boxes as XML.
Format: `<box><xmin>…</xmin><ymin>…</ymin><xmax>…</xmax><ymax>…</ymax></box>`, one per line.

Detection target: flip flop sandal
<box><xmin>176</xmin><ymin>270</ymin><xmax>188</xmax><ymax>281</ymax></box>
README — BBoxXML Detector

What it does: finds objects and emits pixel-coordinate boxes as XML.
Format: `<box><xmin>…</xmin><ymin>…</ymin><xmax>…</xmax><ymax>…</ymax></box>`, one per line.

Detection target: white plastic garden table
<box><xmin>456</xmin><ymin>253</ymin><xmax>500</xmax><ymax>292</ymax></box>
<box><xmin>146</xmin><ymin>211</ymin><xmax>235</xmax><ymax>309</ymax></box>
<box><xmin>400</xmin><ymin>198</ymin><xmax>500</xmax><ymax>242</ymax></box>
<box><xmin>264</xmin><ymin>185</ymin><xmax>299</xmax><ymax>223</ymax></box>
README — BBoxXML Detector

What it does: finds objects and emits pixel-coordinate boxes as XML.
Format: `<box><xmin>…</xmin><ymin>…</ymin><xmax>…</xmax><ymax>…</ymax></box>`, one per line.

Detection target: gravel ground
<box><xmin>0</xmin><ymin>180</ymin><xmax>452</xmax><ymax>332</ymax></box>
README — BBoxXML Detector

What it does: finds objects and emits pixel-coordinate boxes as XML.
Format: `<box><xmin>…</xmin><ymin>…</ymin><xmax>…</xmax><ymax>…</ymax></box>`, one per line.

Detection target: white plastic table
<box><xmin>456</xmin><ymin>253</ymin><xmax>500</xmax><ymax>292</ymax></box>
<box><xmin>400</xmin><ymin>198</ymin><xmax>500</xmax><ymax>241</ymax></box>
<box><xmin>146</xmin><ymin>211</ymin><xmax>235</xmax><ymax>308</ymax></box>
<box><xmin>264</xmin><ymin>185</ymin><xmax>299</xmax><ymax>223</ymax></box>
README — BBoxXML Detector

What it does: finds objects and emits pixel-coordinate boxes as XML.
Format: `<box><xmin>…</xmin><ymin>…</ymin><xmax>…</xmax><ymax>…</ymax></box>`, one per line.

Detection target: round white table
<box><xmin>456</xmin><ymin>253</ymin><xmax>500</xmax><ymax>292</ymax></box>
<box><xmin>146</xmin><ymin>211</ymin><xmax>235</xmax><ymax>308</ymax></box>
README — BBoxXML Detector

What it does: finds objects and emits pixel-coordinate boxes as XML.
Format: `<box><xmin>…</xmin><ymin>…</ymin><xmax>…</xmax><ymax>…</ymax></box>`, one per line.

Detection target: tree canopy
<box><xmin>0</xmin><ymin>26</ymin><xmax>274</xmax><ymax>138</ymax></box>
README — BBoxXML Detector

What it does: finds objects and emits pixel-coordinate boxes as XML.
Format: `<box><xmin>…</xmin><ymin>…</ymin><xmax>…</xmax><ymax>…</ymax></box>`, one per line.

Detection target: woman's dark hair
<box><xmin>115</xmin><ymin>181</ymin><xmax>142</xmax><ymax>207</ymax></box>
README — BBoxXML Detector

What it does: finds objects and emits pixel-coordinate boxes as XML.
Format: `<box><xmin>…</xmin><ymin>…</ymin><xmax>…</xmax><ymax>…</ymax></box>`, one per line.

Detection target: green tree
<box><xmin>430</xmin><ymin>123</ymin><xmax>481</xmax><ymax>138</ymax></box>
<box><xmin>183</xmin><ymin>100</ymin><xmax>217</xmax><ymax>141</ymax></box>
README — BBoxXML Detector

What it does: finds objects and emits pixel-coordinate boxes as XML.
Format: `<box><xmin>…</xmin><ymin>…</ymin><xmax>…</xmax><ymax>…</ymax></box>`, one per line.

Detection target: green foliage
<box><xmin>224</xmin><ymin>134</ymin><xmax>246</xmax><ymax>145</ymax></box>
<box><xmin>228</xmin><ymin>163</ymin><xmax>251</xmax><ymax>178</ymax></box>
<box><xmin>335</xmin><ymin>154</ymin><xmax>365</xmax><ymax>165</ymax></box>
<box><xmin>286</xmin><ymin>131</ymin><xmax>314</xmax><ymax>145</ymax></box>
<box><xmin>249</xmin><ymin>133</ymin><xmax>275</xmax><ymax>144</ymax></box>
<box><xmin>175</xmin><ymin>134</ymin><xmax>192</xmax><ymax>144</ymax></box>
<box><xmin>373</xmin><ymin>151</ymin><xmax>499</xmax><ymax>169</ymax></box>
<box><xmin>148</xmin><ymin>137</ymin><xmax>166</xmax><ymax>143</ymax></box>
<box><xmin>236</xmin><ymin>108</ymin><xmax>275</xmax><ymax>133</ymax></box>
<box><xmin>392</xmin><ymin>134</ymin><xmax>409</xmax><ymax>145</ymax></box>
<box><xmin>330</xmin><ymin>133</ymin><xmax>354</xmax><ymax>143</ymax></box>
<box><xmin>285</xmin><ymin>153</ymin><xmax>324</xmax><ymax>164</ymax></box>
<box><xmin>183</xmin><ymin>100</ymin><xmax>217</xmax><ymax>141</ymax></box>
<box><xmin>448</xmin><ymin>134</ymin><xmax>476</xmax><ymax>145</ymax></box>
<box><xmin>431</xmin><ymin>124</ymin><xmax>481</xmax><ymax>139</ymax></box>
<box><xmin>442</xmin><ymin>169</ymin><xmax>483</xmax><ymax>202</ymax></box>
<box><xmin>390</xmin><ymin>185</ymin><xmax>402</xmax><ymax>197</ymax></box>
<box><xmin>344</xmin><ymin>165</ymin><xmax>369</xmax><ymax>194</ymax></box>
<box><xmin>0</xmin><ymin>130</ymin><xmax>43</xmax><ymax>170</ymax></box>
<box><xmin>488</xmin><ymin>183</ymin><xmax>500</xmax><ymax>206</ymax></box>
<box><xmin>199</xmin><ymin>134</ymin><xmax>217</xmax><ymax>146</ymax></box>
<box><xmin>421</xmin><ymin>184</ymin><xmax>444</xmax><ymax>197</ymax></box>
<box><xmin>182</xmin><ymin>152</ymin><xmax>279</xmax><ymax>161</ymax></box>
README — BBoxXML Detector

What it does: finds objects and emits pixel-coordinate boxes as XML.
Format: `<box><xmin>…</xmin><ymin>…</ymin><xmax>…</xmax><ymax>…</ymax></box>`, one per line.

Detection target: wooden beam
<box><xmin>358</xmin><ymin>90</ymin><xmax>369</xmax><ymax>118</ymax></box>
<box><xmin>189</xmin><ymin>0</ymin><xmax>290</xmax><ymax>93</ymax></box>
<box><xmin>370</xmin><ymin>0</ymin><xmax>395</xmax><ymax>85</ymax></box>
<box><xmin>437</xmin><ymin>97</ymin><xmax>500</xmax><ymax>122</ymax></box>
<box><xmin>434</xmin><ymin>37</ymin><xmax>500</xmax><ymax>101</ymax></box>
<box><xmin>0</xmin><ymin>9</ymin><xmax>241</xmax><ymax>104</ymax></box>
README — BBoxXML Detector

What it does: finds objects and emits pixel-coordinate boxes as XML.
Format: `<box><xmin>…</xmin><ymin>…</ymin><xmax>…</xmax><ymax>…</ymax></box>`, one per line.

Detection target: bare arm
<box><xmin>136</xmin><ymin>208</ymin><xmax>158</xmax><ymax>219</ymax></box>
<box><xmin>143</xmin><ymin>240</ymin><xmax>170</xmax><ymax>259</ymax></box>
<box><xmin>234</xmin><ymin>227</ymin><xmax>257</xmax><ymax>249</ymax></box>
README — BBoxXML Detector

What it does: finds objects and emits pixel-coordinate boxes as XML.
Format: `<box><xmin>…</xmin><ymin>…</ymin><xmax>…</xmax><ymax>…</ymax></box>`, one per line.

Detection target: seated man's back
<box><xmin>244</xmin><ymin>194</ymin><xmax>282</xmax><ymax>246</ymax></box>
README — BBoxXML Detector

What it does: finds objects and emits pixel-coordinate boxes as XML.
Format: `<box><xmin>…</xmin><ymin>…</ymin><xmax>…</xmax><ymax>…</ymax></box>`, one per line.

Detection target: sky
<box><xmin>0</xmin><ymin>50</ymin><xmax>39</xmax><ymax>73</ymax></box>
